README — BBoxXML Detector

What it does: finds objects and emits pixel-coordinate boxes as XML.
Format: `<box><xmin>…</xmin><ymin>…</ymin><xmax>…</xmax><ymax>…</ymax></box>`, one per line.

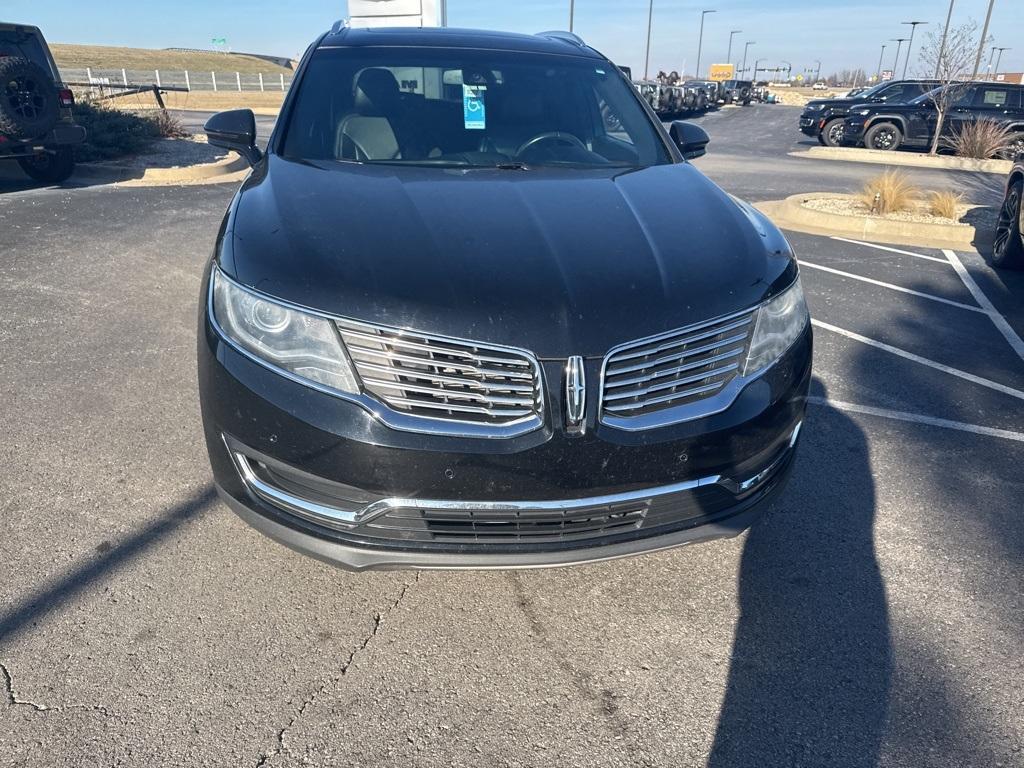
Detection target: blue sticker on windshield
<box><xmin>463</xmin><ymin>85</ymin><xmax>486</xmax><ymax>130</ymax></box>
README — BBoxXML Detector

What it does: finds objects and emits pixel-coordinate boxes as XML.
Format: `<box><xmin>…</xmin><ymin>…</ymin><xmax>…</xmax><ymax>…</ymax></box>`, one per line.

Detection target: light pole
<box><xmin>985</xmin><ymin>45</ymin><xmax>998</xmax><ymax>79</ymax></box>
<box><xmin>753</xmin><ymin>58</ymin><xmax>765</xmax><ymax>80</ymax></box>
<box><xmin>901</xmin><ymin>21</ymin><xmax>926</xmax><ymax>79</ymax></box>
<box><xmin>994</xmin><ymin>47</ymin><xmax>1010</xmax><ymax>78</ymax></box>
<box><xmin>934</xmin><ymin>0</ymin><xmax>955</xmax><ymax>78</ymax></box>
<box><xmin>727</xmin><ymin>30</ymin><xmax>742</xmax><ymax>67</ymax></box>
<box><xmin>971</xmin><ymin>0</ymin><xmax>996</xmax><ymax>80</ymax></box>
<box><xmin>814</xmin><ymin>59</ymin><xmax>821</xmax><ymax>84</ymax></box>
<box><xmin>891</xmin><ymin>38</ymin><xmax>909</xmax><ymax>75</ymax></box>
<box><xmin>741</xmin><ymin>41</ymin><xmax>755</xmax><ymax>76</ymax></box>
<box><xmin>643</xmin><ymin>0</ymin><xmax>655</xmax><ymax>80</ymax></box>
<box><xmin>569</xmin><ymin>0</ymin><xmax>574</xmax><ymax>32</ymax></box>
<box><xmin>780</xmin><ymin>60</ymin><xmax>792</xmax><ymax>83</ymax></box>
<box><xmin>695</xmin><ymin>9</ymin><xmax>716</xmax><ymax>79</ymax></box>
<box><xmin>875</xmin><ymin>43</ymin><xmax>887</xmax><ymax>82</ymax></box>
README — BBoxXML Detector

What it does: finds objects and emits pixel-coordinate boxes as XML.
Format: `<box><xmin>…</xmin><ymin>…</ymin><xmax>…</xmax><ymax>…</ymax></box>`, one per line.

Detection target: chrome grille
<box><xmin>600</xmin><ymin>308</ymin><xmax>757</xmax><ymax>423</ymax></box>
<box><xmin>336</xmin><ymin>319</ymin><xmax>544</xmax><ymax>428</ymax></box>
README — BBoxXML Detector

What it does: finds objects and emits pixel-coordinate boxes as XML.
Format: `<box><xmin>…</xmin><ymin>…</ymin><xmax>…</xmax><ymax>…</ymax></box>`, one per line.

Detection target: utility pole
<box><xmin>569</xmin><ymin>0</ymin><xmax>574</xmax><ymax>32</ymax></box>
<box><xmin>741</xmin><ymin>41</ymin><xmax>755</xmax><ymax>76</ymax></box>
<box><xmin>934</xmin><ymin>0</ymin><xmax>955</xmax><ymax>78</ymax></box>
<box><xmin>727</xmin><ymin>30</ymin><xmax>741</xmax><ymax>68</ymax></box>
<box><xmin>891</xmin><ymin>38</ymin><xmax>909</xmax><ymax>75</ymax></box>
<box><xmin>985</xmin><ymin>45</ymin><xmax>997</xmax><ymax>79</ymax></box>
<box><xmin>644</xmin><ymin>0</ymin><xmax>655</xmax><ymax>80</ymax></box>
<box><xmin>753</xmin><ymin>58</ymin><xmax>765</xmax><ymax>80</ymax></box>
<box><xmin>814</xmin><ymin>59</ymin><xmax>821</xmax><ymax>84</ymax></box>
<box><xmin>695</xmin><ymin>9</ymin><xmax>716</xmax><ymax>79</ymax></box>
<box><xmin>901</xmin><ymin>21</ymin><xmax>926</xmax><ymax>79</ymax></box>
<box><xmin>780</xmin><ymin>60</ymin><xmax>791</xmax><ymax>83</ymax></box>
<box><xmin>876</xmin><ymin>43</ymin><xmax>887</xmax><ymax>82</ymax></box>
<box><xmin>971</xmin><ymin>0</ymin><xmax>996</xmax><ymax>80</ymax></box>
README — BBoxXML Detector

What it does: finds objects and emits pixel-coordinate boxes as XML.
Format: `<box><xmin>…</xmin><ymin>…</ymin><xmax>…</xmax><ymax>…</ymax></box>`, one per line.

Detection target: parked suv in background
<box><xmin>800</xmin><ymin>79</ymin><xmax>939</xmax><ymax>147</ymax></box>
<box><xmin>198</xmin><ymin>26</ymin><xmax>811</xmax><ymax>570</ymax></box>
<box><xmin>843</xmin><ymin>82</ymin><xmax>1024</xmax><ymax>154</ymax></box>
<box><xmin>722</xmin><ymin>79</ymin><xmax>753</xmax><ymax>105</ymax></box>
<box><xmin>0</xmin><ymin>22</ymin><xmax>84</xmax><ymax>183</ymax></box>
<box><xmin>685</xmin><ymin>80</ymin><xmax>721</xmax><ymax>109</ymax></box>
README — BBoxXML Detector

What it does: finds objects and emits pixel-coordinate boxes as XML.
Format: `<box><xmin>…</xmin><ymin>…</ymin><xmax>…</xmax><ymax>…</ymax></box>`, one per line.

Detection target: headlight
<box><xmin>853</xmin><ymin>108</ymin><xmax>871</xmax><ymax>116</ymax></box>
<box><xmin>805</xmin><ymin>104</ymin><xmax>822</xmax><ymax>112</ymax></box>
<box><xmin>743</xmin><ymin>278</ymin><xmax>809</xmax><ymax>376</ymax></box>
<box><xmin>211</xmin><ymin>268</ymin><xmax>360</xmax><ymax>394</ymax></box>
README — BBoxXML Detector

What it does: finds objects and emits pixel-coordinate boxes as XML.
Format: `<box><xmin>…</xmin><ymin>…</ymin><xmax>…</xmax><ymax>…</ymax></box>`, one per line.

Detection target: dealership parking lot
<box><xmin>1</xmin><ymin>105</ymin><xmax>1023</xmax><ymax>767</ymax></box>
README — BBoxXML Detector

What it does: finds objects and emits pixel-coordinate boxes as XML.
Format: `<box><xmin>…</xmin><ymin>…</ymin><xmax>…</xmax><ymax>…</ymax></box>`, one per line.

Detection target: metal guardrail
<box><xmin>60</xmin><ymin>67</ymin><xmax>294</xmax><ymax>92</ymax></box>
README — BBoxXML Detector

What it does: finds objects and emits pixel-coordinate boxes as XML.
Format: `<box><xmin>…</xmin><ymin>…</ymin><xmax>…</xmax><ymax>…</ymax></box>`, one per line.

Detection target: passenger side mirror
<box><xmin>205</xmin><ymin>109</ymin><xmax>262</xmax><ymax>166</ymax></box>
<box><xmin>669</xmin><ymin>121</ymin><xmax>710</xmax><ymax>160</ymax></box>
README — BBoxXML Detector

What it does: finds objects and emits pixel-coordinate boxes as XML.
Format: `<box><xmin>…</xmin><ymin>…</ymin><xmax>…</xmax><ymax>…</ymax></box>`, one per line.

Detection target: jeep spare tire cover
<box><xmin>0</xmin><ymin>57</ymin><xmax>59</xmax><ymax>140</ymax></box>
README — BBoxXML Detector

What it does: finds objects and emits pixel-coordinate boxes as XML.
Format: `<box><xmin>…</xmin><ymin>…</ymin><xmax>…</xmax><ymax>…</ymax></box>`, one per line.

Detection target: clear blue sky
<box><xmin>5</xmin><ymin>0</ymin><xmax>1021</xmax><ymax>77</ymax></box>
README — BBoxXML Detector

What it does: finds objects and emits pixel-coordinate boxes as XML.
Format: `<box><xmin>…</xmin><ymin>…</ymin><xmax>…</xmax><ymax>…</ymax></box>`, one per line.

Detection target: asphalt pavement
<box><xmin>1</xmin><ymin>104</ymin><xmax>1022</xmax><ymax>768</ymax></box>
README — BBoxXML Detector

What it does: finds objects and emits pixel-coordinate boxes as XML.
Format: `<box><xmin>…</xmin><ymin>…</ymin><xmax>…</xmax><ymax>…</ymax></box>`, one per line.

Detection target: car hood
<box><xmin>223</xmin><ymin>156</ymin><xmax>796</xmax><ymax>358</ymax></box>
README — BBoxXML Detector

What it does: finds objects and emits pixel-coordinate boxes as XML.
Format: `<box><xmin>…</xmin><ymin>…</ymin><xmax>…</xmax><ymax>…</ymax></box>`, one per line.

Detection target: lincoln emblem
<box><xmin>565</xmin><ymin>356</ymin><xmax>586</xmax><ymax>434</ymax></box>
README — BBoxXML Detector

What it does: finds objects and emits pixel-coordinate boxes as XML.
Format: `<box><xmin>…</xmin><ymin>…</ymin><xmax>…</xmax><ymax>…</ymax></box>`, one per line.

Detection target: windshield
<box><xmin>281</xmin><ymin>46</ymin><xmax>672</xmax><ymax>168</ymax></box>
<box><xmin>853</xmin><ymin>82</ymin><xmax>888</xmax><ymax>99</ymax></box>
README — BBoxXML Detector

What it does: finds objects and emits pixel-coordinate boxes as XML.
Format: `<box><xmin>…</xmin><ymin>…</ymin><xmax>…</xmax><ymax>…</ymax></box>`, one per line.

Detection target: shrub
<box><xmin>928</xmin><ymin>190</ymin><xmax>962</xmax><ymax>220</ymax></box>
<box><xmin>72</xmin><ymin>101</ymin><xmax>189</xmax><ymax>162</ymax></box>
<box><xmin>860</xmin><ymin>170</ymin><xmax>919</xmax><ymax>215</ymax></box>
<box><xmin>944</xmin><ymin>119</ymin><xmax>1015</xmax><ymax>159</ymax></box>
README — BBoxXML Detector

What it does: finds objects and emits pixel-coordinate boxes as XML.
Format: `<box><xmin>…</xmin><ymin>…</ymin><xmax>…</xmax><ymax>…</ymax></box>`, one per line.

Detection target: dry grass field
<box><xmin>51</xmin><ymin>44</ymin><xmax>294</xmax><ymax>76</ymax></box>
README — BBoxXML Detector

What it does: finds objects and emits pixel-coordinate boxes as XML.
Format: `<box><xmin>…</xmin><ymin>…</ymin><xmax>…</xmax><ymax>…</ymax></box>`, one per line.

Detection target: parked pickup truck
<box><xmin>0</xmin><ymin>22</ymin><xmax>85</xmax><ymax>183</ymax></box>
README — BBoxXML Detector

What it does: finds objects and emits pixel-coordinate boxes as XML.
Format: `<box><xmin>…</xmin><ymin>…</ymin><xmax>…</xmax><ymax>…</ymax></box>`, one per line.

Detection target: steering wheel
<box><xmin>515</xmin><ymin>132</ymin><xmax>588</xmax><ymax>158</ymax></box>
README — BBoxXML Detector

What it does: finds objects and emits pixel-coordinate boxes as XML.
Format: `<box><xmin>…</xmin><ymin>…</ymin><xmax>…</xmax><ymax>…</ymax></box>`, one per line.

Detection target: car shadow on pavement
<box><xmin>709</xmin><ymin>384</ymin><xmax>892</xmax><ymax>768</ymax></box>
<box><xmin>0</xmin><ymin>486</ymin><xmax>216</xmax><ymax>646</ymax></box>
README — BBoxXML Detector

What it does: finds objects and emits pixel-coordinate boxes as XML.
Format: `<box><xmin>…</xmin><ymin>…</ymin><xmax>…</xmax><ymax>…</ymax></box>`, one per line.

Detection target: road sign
<box><xmin>708</xmin><ymin>63</ymin><xmax>735</xmax><ymax>82</ymax></box>
<box><xmin>881</xmin><ymin>69</ymin><xmax>894</xmax><ymax>81</ymax></box>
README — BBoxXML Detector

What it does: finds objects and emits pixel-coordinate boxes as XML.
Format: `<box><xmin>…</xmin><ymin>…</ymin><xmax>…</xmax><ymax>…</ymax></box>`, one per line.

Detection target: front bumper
<box><xmin>199</xmin><ymin>276</ymin><xmax>812</xmax><ymax>571</ymax></box>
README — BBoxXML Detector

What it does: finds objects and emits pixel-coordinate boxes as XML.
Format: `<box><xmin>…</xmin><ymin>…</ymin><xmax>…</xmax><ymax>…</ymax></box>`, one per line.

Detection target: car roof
<box><xmin>319</xmin><ymin>26</ymin><xmax>605</xmax><ymax>59</ymax></box>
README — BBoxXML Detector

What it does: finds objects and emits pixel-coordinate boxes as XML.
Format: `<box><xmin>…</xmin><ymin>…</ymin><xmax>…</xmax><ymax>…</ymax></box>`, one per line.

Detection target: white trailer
<box><xmin>346</xmin><ymin>0</ymin><xmax>447</xmax><ymax>28</ymax></box>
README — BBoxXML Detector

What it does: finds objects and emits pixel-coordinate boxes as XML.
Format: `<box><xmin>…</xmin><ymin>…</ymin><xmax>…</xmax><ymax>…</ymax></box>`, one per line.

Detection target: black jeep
<box><xmin>799</xmin><ymin>78</ymin><xmax>938</xmax><ymax>147</ymax></box>
<box><xmin>722</xmin><ymin>80</ymin><xmax>753</xmax><ymax>106</ymax></box>
<box><xmin>1</xmin><ymin>22</ymin><xmax>85</xmax><ymax>183</ymax></box>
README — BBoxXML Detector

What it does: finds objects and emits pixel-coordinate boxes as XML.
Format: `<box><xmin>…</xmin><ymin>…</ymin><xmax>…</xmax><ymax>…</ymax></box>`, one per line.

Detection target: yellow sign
<box><xmin>708</xmin><ymin>63</ymin><xmax>735</xmax><ymax>82</ymax></box>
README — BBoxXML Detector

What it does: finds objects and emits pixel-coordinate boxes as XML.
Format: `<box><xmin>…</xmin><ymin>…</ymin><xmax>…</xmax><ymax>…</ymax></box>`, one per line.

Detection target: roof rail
<box><xmin>329</xmin><ymin>18</ymin><xmax>350</xmax><ymax>35</ymax></box>
<box><xmin>536</xmin><ymin>30</ymin><xmax>586</xmax><ymax>48</ymax></box>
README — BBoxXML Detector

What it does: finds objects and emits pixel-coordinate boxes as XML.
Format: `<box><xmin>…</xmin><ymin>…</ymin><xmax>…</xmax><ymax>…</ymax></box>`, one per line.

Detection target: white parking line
<box><xmin>808</xmin><ymin>397</ymin><xmax>1024</xmax><ymax>443</ymax></box>
<box><xmin>799</xmin><ymin>261</ymin><xmax>984</xmax><ymax>313</ymax></box>
<box><xmin>811</xmin><ymin>319</ymin><xmax>1024</xmax><ymax>401</ymax></box>
<box><xmin>830</xmin><ymin>237</ymin><xmax>950</xmax><ymax>264</ymax></box>
<box><xmin>943</xmin><ymin>249</ymin><xmax>1024</xmax><ymax>363</ymax></box>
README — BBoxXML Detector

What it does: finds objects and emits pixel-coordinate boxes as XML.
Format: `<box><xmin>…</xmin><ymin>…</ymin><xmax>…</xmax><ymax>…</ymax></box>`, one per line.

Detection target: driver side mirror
<box><xmin>669</xmin><ymin>121</ymin><xmax>710</xmax><ymax>160</ymax></box>
<box><xmin>205</xmin><ymin>109</ymin><xmax>262</xmax><ymax>166</ymax></box>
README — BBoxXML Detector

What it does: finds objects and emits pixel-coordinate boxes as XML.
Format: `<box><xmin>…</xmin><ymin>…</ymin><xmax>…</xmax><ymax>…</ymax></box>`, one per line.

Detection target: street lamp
<box><xmin>994</xmin><ymin>47</ymin><xmax>1011</xmax><ymax>78</ymax></box>
<box><xmin>875</xmin><ymin>43</ymin><xmax>887</xmax><ymax>82</ymax></box>
<box><xmin>814</xmin><ymin>59</ymin><xmax>821</xmax><ymax>84</ymax></box>
<box><xmin>935</xmin><ymin>0</ymin><xmax>955</xmax><ymax>78</ymax></box>
<box><xmin>695</xmin><ymin>9</ymin><xmax>716</xmax><ymax>79</ymax></box>
<box><xmin>643</xmin><ymin>0</ymin><xmax>655</xmax><ymax>80</ymax></box>
<box><xmin>727</xmin><ymin>30</ymin><xmax>742</xmax><ymax>67</ymax></box>
<box><xmin>741</xmin><ymin>41</ymin><xmax>756</xmax><ymax>76</ymax></box>
<box><xmin>901</xmin><ymin>21</ymin><xmax>927</xmax><ymax>79</ymax></box>
<box><xmin>753</xmin><ymin>58</ymin><xmax>765</xmax><ymax>79</ymax></box>
<box><xmin>972</xmin><ymin>0</ymin><xmax>996</xmax><ymax>80</ymax></box>
<box><xmin>890</xmin><ymin>38</ymin><xmax>909</xmax><ymax>75</ymax></box>
<box><xmin>986</xmin><ymin>45</ymin><xmax>998</xmax><ymax>79</ymax></box>
<box><xmin>569</xmin><ymin>0</ymin><xmax>575</xmax><ymax>32</ymax></box>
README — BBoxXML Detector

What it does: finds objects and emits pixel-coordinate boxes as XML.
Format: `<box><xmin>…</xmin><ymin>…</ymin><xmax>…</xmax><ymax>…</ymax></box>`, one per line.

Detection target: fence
<box><xmin>60</xmin><ymin>67</ymin><xmax>294</xmax><ymax>92</ymax></box>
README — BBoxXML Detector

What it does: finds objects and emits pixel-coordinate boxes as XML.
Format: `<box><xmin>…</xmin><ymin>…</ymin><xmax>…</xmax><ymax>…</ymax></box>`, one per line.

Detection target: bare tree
<box><xmin>916</xmin><ymin>20</ymin><xmax>991</xmax><ymax>155</ymax></box>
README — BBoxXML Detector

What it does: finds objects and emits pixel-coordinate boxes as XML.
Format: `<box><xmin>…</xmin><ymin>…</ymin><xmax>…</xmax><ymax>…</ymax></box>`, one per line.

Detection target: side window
<box><xmin>952</xmin><ymin>87</ymin><xmax>976</xmax><ymax>107</ymax></box>
<box><xmin>973</xmin><ymin>88</ymin><xmax>1010</xmax><ymax>108</ymax></box>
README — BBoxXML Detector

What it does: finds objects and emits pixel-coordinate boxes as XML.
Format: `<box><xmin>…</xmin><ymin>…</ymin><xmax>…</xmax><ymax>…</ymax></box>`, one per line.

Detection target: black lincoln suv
<box><xmin>198</xmin><ymin>26</ymin><xmax>812</xmax><ymax>570</ymax></box>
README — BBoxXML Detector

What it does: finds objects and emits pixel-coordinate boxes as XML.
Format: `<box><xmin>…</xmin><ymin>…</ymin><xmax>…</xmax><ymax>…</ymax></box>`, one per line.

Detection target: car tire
<box><xmin>864</xmin><ymin>122</ymin><xmax>902</xmax><ymax>151</ymax></box>
<box><xmin>0</xmin><ymin>57</ymin><xmax>60</xmax><ymax>140</ymax></box>
<box><xmin>17</xmin><ymin>147</ymin><xmax>75</xmax><ymax>184</ymax></box>
<box><xmin>821</xmin><ymin>118</ymin><xmax>845</xmax><ymax>148</ymax></box>
<box><xmin>993</xmin><ymin>180</ymin><xmax>1024</xmax><ymax>270</ymax></box>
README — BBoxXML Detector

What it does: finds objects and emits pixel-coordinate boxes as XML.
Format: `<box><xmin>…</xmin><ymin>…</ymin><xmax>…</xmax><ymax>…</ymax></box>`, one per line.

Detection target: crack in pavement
<box><xmin>509</xmin><ymin>573</ymin><xmax>654</xmax><ymax>767</ymax></box>
<box><xmin>254</xmin><ymin>574</ymin><xmax>420</xmax><ymax>767</ymax></box>
<box><xmin>1</xmin><ymin>661</ymin><xmax>49</xmax><ymax>712</ymax></box>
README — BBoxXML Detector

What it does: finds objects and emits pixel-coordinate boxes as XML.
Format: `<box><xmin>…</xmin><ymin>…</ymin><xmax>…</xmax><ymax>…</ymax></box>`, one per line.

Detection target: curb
<box><xmin>73</xmin><ymin>151</ymin><xmax>249</xmax><ymax>185</ymax></box>
<box><xmin>754</xmin><ymin>193</ymin><xmax>991</xmax><ymax>251</ymax></box>
<box><xmin>789</xmin><ymin>146</ymin><xmax>1013</xmax><ymax>175</ymax></box>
